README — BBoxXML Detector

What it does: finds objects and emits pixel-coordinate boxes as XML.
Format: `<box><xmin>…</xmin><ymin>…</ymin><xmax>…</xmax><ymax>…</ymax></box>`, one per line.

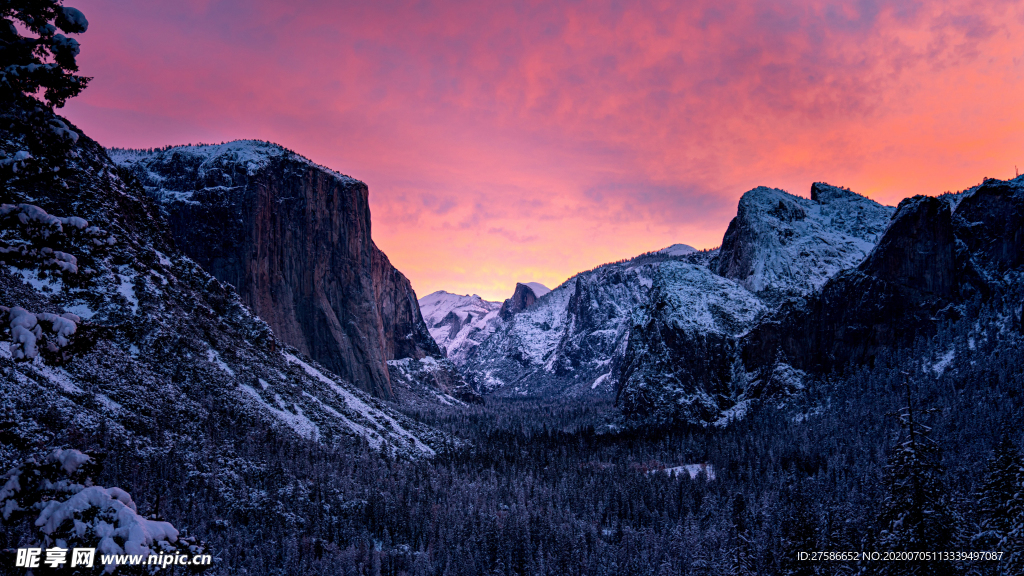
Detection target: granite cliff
<box><xmin>111</xmin><ymin>142</ymin><xmax>441</xmax><ymax>399</ymax></box>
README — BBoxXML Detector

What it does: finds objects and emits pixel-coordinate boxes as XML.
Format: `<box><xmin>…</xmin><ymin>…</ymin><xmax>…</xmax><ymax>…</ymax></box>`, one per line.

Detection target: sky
<box><xmin>62</xmin><ymin>0</ymin><xmax>1024</xmax><ymax>301</ymax></box>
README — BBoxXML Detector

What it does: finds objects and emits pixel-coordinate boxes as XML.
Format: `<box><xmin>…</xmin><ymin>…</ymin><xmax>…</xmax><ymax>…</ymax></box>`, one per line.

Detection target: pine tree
<box><xmin>728</xmin><ymin>493</ymin><xmax>757</xmax><ymax>576</ymax></box>
<box><xmin>1</xmin><ymin>0</ymin><xmax>90</xmax><ymax>107</ymax></box>
<box><xmin>975</xmin><ymin>437</ymin><xmax>1023</xmax><ymax>548</ymax></box>
<box><xmin>1</xmin><ymin>1</ymin><xmax>90</xmax><ymax>195</ymax></box>
<box><xmin>977</xmin><ymin>437</ymin><xmax>1024</xmax><ymax>576</ymax></box>
<box><xmin>777</xmin><ymin>478</ymin><xmax>820</xmax><ymax>576</ymax></box>
<box><xmin>876</xmin><ymin>378</ymin><xmax>956</xmax><ymax>576</ymax></box>
<box><xmin>0</xmin><ymin>449</ymin><xmax>210</xmax><ymax>574</ymax></box>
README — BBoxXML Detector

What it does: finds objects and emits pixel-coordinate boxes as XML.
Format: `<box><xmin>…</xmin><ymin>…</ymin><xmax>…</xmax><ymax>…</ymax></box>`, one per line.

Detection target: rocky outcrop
<box><xmin>111</xmin><ymin>142</ymin><xmax>440</xmax><ymax>400</ymax></box>
<box><xmin>498</xmin><ymin>282</ymin><xmax>540</xmax><ymax>320</ymax></box>
<box><xmin>859</xmin><ymin>196</ymin><xmax>977</xmax><ymax>297</ymax></box>
<box><xmin>952</xmin><ymin>178</ymin><xmax>1024</xmax><ymax>271</ymax></box>
<box><xmin>713</xmin><ymin>183</ymin><xmax>892</xmax><ymax>302</ymax></box>
<box><xmin>615</xmin><ymin>262</ymin><xmax>765</xmax><ymax>425</ymax></box>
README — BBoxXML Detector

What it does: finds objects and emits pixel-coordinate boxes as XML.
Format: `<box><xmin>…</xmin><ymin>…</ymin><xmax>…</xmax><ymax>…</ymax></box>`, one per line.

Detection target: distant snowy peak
<box><xmin>658</xmin><ymin>244</ymin><xmax>698</xmax><ymax>257</ymax></box>
<box><xmin>419</xmin><ymin>283</ymin><xmax>550</xmax><ymax>365</ymax></box>
<box><xmin>714</xmin><ymin>183</ymin><xmax>893</xmax><ymax>299</ymax></box>
<box><xmin>418</xmin><ymin>291</ymin><xmax>501</xmax><ymax>326</ymax></box>
<box><xmin>109</xmin><ymin>140</ymin><xmax>359</xmax><ymax>185</ymax></box>
<box><xmin>418</xmin><ymin>290</ymin><xmax>502</xmax><ymax>364</ymax></box>
<box><xmin>523</xmin><ymin>282</ymin><xmax>551</xmax><ymax>297</ymax></box>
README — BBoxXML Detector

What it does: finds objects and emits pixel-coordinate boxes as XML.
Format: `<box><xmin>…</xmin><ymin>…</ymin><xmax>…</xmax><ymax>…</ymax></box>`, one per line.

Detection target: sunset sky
<box><xmin>63</xmin><ymin>0</ymin><xmax>1024</xmax><ymax>301</ymax></box>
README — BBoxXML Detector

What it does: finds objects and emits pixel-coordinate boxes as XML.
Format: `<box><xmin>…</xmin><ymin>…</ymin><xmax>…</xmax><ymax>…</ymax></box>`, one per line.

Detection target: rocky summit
<box><xmin>498</xmin><ymin>282</ymin><xmax>543</xmax><ymax>320</ymax></box>
<box><xmin>712</xmin><ymin>183</ymin><xmax>893</xmax><ymax>302</ymax></box>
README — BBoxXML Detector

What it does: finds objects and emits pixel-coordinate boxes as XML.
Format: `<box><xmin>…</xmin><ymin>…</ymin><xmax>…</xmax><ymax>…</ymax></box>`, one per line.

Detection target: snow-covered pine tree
<box><xmin>976</xmin><ymin>437</ymin><xmax>1024</xmax><ymax>576</ymax></box>
<box><xmin>876</xmin><ymin>378</ymin><xmax>957</xmax><ymax>576</ymax></box>
<box><xmin>975</xmin><ymin>437</ymin><xmax>1023</xmax><ymax>545</ymax></box>
<box><xmin>728</xmin><ymin>493</ymin><xmax>757</xmax><ymax>576</ymax></box>
<box><xmin>1</xmin><ymin>1</ymin><xmax>89</xmax><ymax>194</ymax></box>
<box><xmin>1007</xmin><ymin>487</ymin><xmax>1024</xmax><ymax>576</ymax></box>
<box><xmin>0</xmin><ymin>449</ymin><xmax>210</xmax><ymax>574</ymax></box>
<box><xmin>1</xmin><ymin>0</ymin><xmax>89</xmax><ymax>107</ymax></box>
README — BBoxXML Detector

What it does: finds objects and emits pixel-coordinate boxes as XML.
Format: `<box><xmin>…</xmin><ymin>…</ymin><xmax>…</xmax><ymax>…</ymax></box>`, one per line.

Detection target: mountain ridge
<box><xmin>423</xmin><ymin>182</ymin><xmax>899</xmax><ymax>424</ymax></box>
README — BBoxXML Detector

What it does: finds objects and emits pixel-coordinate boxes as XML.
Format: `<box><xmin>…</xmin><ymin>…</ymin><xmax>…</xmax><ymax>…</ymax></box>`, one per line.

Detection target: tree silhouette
<box><xmin>876</xmin><ymin>376</ymin><xmax>956</xmax><ymax>576</ymax></box>
<box><xmin>1</xmin><ymin>0</ymin><xmax>90</xmax><ymax>107</ymax></box>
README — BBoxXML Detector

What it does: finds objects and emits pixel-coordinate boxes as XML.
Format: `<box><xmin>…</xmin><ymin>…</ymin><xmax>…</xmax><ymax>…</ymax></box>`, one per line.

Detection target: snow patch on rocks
<box><xmin>283</xmin><ymin>352</ymin><xmax>436</xmax><ymax>455</ymax></box>
<box><xmin>109</xmin><ymin>140</ymin><xmax>359</xmax><ymax>186</ymax></box>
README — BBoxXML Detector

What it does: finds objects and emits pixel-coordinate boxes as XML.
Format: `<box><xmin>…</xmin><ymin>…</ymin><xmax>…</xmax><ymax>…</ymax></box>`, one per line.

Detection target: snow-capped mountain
<box><xmin>713</xmin><ymin>183</ymin><xmax>893</xmax><ymax>301</ymax></box>
<box><xmin>418</xmin><ymin>290</ymin><xmax>502</xmax><ymax>364</ymax></box>
<box><xmin>657</xmin><ymin>243</ymin><xmax>697</xmax><ymax>256</ymax></box>
<box><xmin>111</xmin><ymin>141</ymin><xmax>442</xmax><ymax>400</ymax></box>
<box><xmin>418</xmin><ymin>281</ymin><xmax>551</xmax><ymax>364</ymax></box>
<box><xmin>460</xmin><ymin>250</ymin><xmax>715</xmax><ymax>397</ymax></box>
<box><xmin>438</xmin><ymin>183</ymin><xmax>897</xmax><ymax>423</ymax></box>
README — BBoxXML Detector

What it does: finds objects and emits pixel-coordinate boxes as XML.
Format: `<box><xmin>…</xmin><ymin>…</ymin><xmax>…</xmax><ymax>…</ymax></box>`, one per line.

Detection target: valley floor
<box><xmin>10</xmin><ymin>335</ymin><xmax>1013</xmax><ymax>576</ymax></box>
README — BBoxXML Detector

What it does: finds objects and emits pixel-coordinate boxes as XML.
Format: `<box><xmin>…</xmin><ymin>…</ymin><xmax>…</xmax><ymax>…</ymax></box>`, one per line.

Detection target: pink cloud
<box><xmin>64</xmin><ymin>0</ymin><xmax>1024</xmax><ymax>300</ymax></box>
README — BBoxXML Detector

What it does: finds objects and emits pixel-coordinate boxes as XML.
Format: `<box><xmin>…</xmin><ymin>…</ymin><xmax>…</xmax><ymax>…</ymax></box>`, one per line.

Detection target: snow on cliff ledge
<box><xmin>109</xmin><ymin>140</ymin><xmax>359</xmax><ymax>185</ymax></box>
<box><xmin>714</xmin><ymin>183</ymin><xmax>894</xmax><ymax>299</ymax></box>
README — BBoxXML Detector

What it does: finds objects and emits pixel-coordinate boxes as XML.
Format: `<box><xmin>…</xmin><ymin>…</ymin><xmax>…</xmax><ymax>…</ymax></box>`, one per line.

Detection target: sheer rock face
<box><xmin>953</xmin><ymin>179</ymin><xmax>1024</xmax><ymax>271</ymax></box>
<box><xmin>111</xmin><ymin>142</ymin><xmax>440</xmax><ymax>400</ymax></box>
<box><xmin>859</xmin><ymin>196</ymin><xmax>965</xmax><ymax>297</ymax></box>
<box><xmin>371</xmin><ymin>243</ymin><xmax>443</xmax><ymax>363</ymax></box>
